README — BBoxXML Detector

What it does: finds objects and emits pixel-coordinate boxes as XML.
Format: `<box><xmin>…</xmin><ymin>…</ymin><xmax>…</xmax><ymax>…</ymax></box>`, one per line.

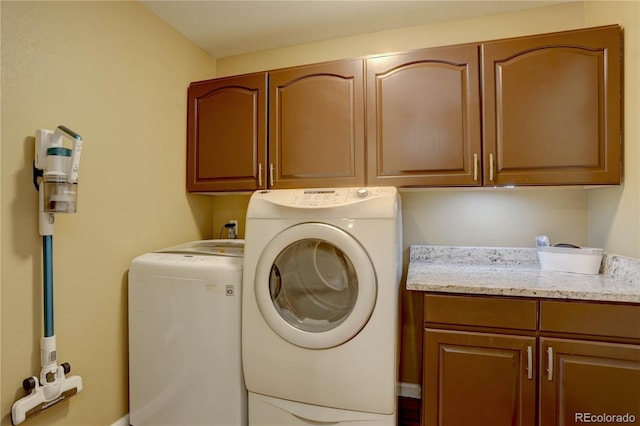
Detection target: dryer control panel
<box><xmin>248</xmin><ymin>187</ymin><xmax>399</xmax><ymax>218</ymax></box>
<box><xmin>287</xmin><ymin>187</ymin><xmax>393</xmax><ymax>207</ymax></box>
<box><xmin>290</xmin><ymin>189</ymin><xmax>347</xmax><ymax>206</ymax></box>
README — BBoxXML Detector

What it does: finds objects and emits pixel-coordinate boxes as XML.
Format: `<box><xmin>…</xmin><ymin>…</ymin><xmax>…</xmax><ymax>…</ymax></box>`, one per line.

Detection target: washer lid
<box><xmin>158</xmin><ymin>239</ymin><xmax>244</xmax><ymax>257</ymax></box>
<box><xmin>255</xmin><ymin>223</ymin><xmax>376</xmax><ymax>349</ymax></box>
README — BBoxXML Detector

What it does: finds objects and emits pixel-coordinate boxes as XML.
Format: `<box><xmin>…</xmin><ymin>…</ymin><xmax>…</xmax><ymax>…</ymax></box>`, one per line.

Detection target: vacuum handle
<box><xmin>55</xmin><ymin>126</ymin><xmax>83</xmax><ymax>183</ymax></box>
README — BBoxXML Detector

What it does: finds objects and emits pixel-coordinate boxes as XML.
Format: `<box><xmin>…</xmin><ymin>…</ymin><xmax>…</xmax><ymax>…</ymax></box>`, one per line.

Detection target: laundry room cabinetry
<box><xmin>422</xmin><ymin>294</ymin><xmax>537</xmax><ymax>426</ymax></box>
<box><xmin>366</xmin><ymin>44</ymin><xmax>482</xmax><ymax>187</ymax></box>
<box><xmin>269</xmin><ymin>59</ymin><xmax>365</xmax><ymax>189</ymax></box>
<box><xmin>422</xmin><ymin>294</ymin><xmax>640</xmax><ymax>426</ymax></box>
<box><xmin>366</xmin><ymin>25</ymin><xmax>622</xmax><ymax>188</ymax></box>
<box><xmin>538</xmin><ymin>300</ymin><xmax>640</xmax><ymax>426</ymax></box>
<box><xmin>187</xmin><ymin>72</ymin><xmax>267</xmax><ymax>192</ymax></box>
<box><xmin>187</xmin><ymin>59</ymin><xmax>365</xmax><ymax>192</ymax></box>
<box><xmin>188</xmin><ymin>25</ymin><xmax>622</xmax><ymax>191</ymax></box>
<box><xmin>481</xmin><ymin>24</ymin><xmax>621</xmax><ymax>186</ymax></box>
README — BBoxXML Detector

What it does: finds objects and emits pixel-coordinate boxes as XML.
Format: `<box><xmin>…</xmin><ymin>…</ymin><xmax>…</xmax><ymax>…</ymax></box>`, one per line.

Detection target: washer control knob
<box><xmin>355</xmin><ymin>188</ymin><xmax>369</xmax><ymax>198</ymax></box>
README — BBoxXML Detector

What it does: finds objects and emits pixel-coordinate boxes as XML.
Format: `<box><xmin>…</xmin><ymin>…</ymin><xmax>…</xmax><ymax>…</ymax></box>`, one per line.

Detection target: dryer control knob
<box><xmin>355</xmin><ymin>188</ymin><xmax>369</xmax><ymax>198</ymax></box>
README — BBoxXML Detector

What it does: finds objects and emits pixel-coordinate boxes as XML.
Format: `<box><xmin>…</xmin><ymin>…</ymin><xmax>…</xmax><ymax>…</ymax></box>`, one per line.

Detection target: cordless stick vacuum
<box><xmin>11</xmin><ymin>126</ymin><xmax>84</xmax><ymax>425</ymax></box>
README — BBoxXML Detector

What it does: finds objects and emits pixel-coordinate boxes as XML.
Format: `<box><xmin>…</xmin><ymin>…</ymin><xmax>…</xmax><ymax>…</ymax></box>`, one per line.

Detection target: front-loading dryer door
<box><xmin>254</xmin><ymin>222</ymin><xmax>376</xmax><ymax>349</ymax></box>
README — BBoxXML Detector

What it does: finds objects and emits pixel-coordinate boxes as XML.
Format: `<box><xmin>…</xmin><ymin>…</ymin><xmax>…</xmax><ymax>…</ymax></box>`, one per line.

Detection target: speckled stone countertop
<box><xmin>407</xmin><ymin>245</ymin><xmax>640</xmax><ymax>303</ymax></box>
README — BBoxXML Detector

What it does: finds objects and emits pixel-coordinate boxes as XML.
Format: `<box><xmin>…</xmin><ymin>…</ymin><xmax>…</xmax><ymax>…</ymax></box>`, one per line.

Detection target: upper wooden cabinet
<box><xmin>366</xmin><ymin>44</ymin><xmax>482</xmax><ymax>187</ymax></box>
<box><xmin>269</xmin><ymin>60</ymin><xmax>365</xmax><ymax>188</ymax></box>
<box><xmin>187</xmin><ymin>60</ymin><xmax>364</xmax><ymax>192</ymax></box>
<box><xmin>482</xmin><ymin>25</ymin><xmax>622</xmax><ymax>185</ymax></box>
<box><xmin>366</xmin><ymin>25</ymin><xmax>621</xmax><ymax>188</ymax></box>
<box><xmin>187</xmin><ymin>73</ymin><xmax>267</xmax><ymax>192</ymax></box>
<box><xmin>187</xmin><ymin>25</ymin><xmax>622</xmax><ymax>191</ymax></box>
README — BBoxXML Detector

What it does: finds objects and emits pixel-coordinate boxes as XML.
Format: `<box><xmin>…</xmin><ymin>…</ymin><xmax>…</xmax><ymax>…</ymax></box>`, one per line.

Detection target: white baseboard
<box><xmin>111</xmin><ymin>413</ymin><xmax>129</xmax><ymax>426</ymax></box>
<box><xmin>398</xmin><ymin>382</ymin><xmax>422</xmax><ymax>399</ymax></box>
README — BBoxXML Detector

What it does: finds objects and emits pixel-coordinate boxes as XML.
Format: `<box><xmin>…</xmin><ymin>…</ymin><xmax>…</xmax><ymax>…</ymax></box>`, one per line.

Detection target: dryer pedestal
<box><xmin>248</xmin><ymin>392</ymin><xmax>395</xmax><ymax>426</ymax></box>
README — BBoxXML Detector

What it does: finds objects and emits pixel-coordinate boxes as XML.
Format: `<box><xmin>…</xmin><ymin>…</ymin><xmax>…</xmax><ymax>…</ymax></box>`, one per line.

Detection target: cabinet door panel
<box><xmin>482</xmin><ymin>25</ymin><xmax>621</xmax><ymax>185</ymax></box>
<box><xmin>269</xmin><ymin>60</ymin><xmax>365</xmax><ymax>188</ymax></box>
<box><xmin>424</xmin><ymin>329</ymin><xmax>536</xmax><ymax>426</ymax></box>
<box><xmin>367</xmin><ymin>45</ymin><xmax>481</xmax><ymax>187</ymax></box>
<box><xmin>187</xmin><ymin>73</ymin><xmax>267</xmax><ymax>192</ymax></box>
<box><xmin>540</xmin><ymin>338</ymin><xmax>640</xmax><ymax>426</ymax></box>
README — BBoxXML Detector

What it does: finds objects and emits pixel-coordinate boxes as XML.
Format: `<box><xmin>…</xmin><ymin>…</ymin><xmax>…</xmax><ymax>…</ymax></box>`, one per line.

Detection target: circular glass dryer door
<box><xmin>254</xmin><ymin>222</ymin><xmax>377</xmax><ymax>349</ymax></box>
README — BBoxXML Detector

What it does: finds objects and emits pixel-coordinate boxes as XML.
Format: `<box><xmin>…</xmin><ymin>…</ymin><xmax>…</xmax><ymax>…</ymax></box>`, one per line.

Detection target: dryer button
<box><xmin>355</xmin><ymin>188</ymin><xmax>369</xmax><ymax>198</ymax></box>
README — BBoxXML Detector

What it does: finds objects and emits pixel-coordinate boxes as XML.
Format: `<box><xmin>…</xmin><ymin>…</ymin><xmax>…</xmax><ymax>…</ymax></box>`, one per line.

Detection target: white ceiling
<box><xmin>142</xmin><ymin>1</ymin><xmax>569</xmax><ymax>59</ymax></box>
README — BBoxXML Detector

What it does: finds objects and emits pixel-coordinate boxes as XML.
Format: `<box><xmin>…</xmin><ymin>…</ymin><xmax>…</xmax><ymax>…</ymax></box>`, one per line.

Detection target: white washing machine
<box><xmin>128</xmin><ymin>240</ymin><xmax>247</xmax><ymax>426</ymax></box>
<box><xmin>242</xmin><ymin>187</ymin><xmax>402</xmax><ymax>425</ymax></box>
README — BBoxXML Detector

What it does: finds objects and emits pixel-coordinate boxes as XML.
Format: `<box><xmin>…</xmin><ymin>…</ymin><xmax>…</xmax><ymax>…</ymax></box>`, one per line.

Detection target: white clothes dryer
<box><xmin>242</xmin><ymin>187</ymin><xmax>402</xmax><ymax>425</ymax></box>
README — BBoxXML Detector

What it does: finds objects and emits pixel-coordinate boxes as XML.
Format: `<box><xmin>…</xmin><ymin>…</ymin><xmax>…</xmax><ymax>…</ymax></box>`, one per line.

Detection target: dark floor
<box><xmin>398</xmin><ymin>397</ymin><xmax>421</xmax><ymax>426</ymax></box>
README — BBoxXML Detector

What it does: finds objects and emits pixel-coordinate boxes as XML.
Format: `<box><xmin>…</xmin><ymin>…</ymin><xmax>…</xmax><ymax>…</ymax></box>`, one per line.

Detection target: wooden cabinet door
<box><xmin>187</xmin><ymin>73</ymin><xmax>267</xmax><ymax>192</ymax></box>
<box><xmin>268</xmin><ymin>59</ymin><xmax>365</xmax><ymax>189</ymax></box>
<box><xmin>366</xmin><ymin>44</ymin><xmax>482</xmax><ymax>187</ymax></box>
<box><xmin>424</xmin><ymin>329</ymin><xmax>536</xmax><ymax>426</ymax></box>
<box><xmin>482</xmin><ymin>25</ymin><xmax>621</xmax><ymax>186</ymax></box>
<box><xmin>539</xmin><ymin>337</ymin><xmax>640</xmax><ymax>426</ymax></box>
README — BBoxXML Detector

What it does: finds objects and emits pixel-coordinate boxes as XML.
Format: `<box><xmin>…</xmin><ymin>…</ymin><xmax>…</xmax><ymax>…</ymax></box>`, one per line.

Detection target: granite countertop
<box><xmin>407</xmin><ymin>245</ymin><xmax>640</xmax><ymax>303</ymax></box>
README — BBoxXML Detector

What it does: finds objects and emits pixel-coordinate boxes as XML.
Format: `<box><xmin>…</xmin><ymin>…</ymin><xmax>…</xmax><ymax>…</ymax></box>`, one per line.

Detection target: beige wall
<box><xmin>216</xmin><ymin>2</ymin><xmax>585</xmax><ymax>76</ymax></box>
<box><xmin>215</xmin><ymin>0</ymin><xmax>639</xmax><ymax>259</ymax></box>
<box><xmin>1</xmin><ymin>2</ymin><xmax>216</xmax><ymax>425</ymax></box>
<box><xmin>213</xmin><ymin>1</ymin><xmax>640</xmax><ymax>386</ymax></box>
<box><xmin>2</xmin><ymin>2</ymin><xmax>636</xmax><ymax>424</ymax></box>
<box><xmin>585</xmin><ymin>1</ymin><xmax>640</xmax><ymax>258</ymax></box>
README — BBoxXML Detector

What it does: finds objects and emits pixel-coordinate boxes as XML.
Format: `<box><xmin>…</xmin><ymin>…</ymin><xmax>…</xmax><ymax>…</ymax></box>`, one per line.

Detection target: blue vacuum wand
<box><xmin>43</xmin><ymin>235</ymin><xmax>54</xmax><ymax>338</ymax></box>
<box><xmin>11</xmin><ymin>126</ymin><xmax>84</xmax><ymax>425</ymax></box>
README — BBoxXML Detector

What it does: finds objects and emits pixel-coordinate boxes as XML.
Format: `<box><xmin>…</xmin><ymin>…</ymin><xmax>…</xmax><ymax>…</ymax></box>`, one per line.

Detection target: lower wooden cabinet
<box><xmin>539</xmin><ymin>337</ymin><xmax>640</xmax><ymax>426</ymax></box>
<box><xmin>424</xmin><ymin>329</ymin><xmax>536</xmax><ymax>426</ymax></box>
<box><xmin>423</xmin><ymin>294</ymin><xmax>640</xmax><ymax>426</ymax></box>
